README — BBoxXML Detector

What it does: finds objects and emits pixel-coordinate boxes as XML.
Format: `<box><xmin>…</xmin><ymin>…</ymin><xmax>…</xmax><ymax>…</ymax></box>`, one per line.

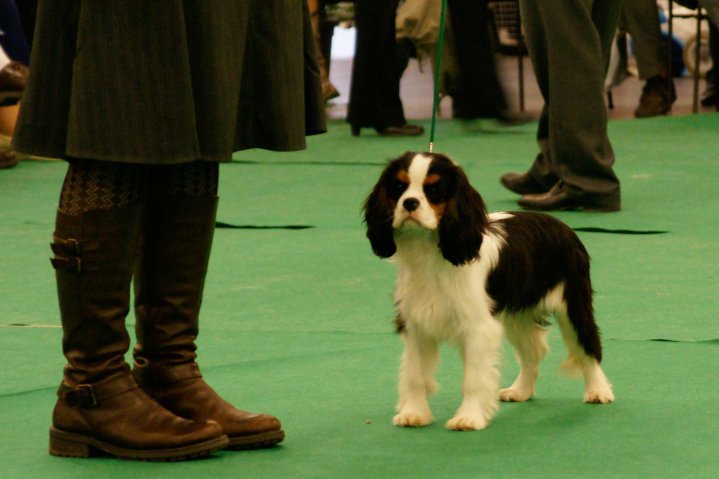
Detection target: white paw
<box><xmin>445</xmin><ymin>414</ymin><xmax>488</xmax><ymax>431</ymax></box>
<box><xmin>393</xmin><ymin>411</ymin><xmax>434</xmax><ymax>427</ymax></box>
<box><xmin>499</xmin><ymin>387</ymin><xmax>533</xmax><ymax>402</ymax></box>
<box><xmin>584</xmin><ymin>386</ymin><xmax>615</xmax><ymax>404</ymax></box>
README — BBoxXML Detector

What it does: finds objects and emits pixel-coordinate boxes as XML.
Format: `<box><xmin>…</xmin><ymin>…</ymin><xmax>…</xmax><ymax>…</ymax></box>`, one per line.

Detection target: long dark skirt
<box><xmin>14</xmin><ymin>0</ymin><xmax>326</xmax><ymax>164</ymax></box>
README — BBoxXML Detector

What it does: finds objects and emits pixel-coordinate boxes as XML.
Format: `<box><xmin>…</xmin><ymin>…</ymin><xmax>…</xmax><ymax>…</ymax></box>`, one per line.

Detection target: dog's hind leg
<box><xmin>552</xmin><ymin>256</ymin><xmax>615</xmax><ymax>403</ymax></box>
<box><xmin>394</xmin><ymin>332</ymin><xmax>437</xmax><ymax>427</ymax></box>
<box><xmin>446</xmin><ymin>318</ymin><xmax>503</xmax><ymax>431</ymax></box>
<box><xmin>499</xmin><ymin>313</ymin><xmax>549</xmax><ymax>402</ymax></box>
<box><xmin>555</xmin><ymin>299</ymin><xmax>614</xmax><ymax>404</ymax></box>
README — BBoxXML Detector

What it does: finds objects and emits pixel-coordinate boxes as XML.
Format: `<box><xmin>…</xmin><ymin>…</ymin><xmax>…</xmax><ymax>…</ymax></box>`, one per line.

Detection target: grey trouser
<box><xmin>520</xmin><ymin>0</ymin><xmax>622</xmax><ymax>200</ymax></box>
<box><xmin>620</xmin><ymin>0</ymin><xmax>665</xmax><ymax>80</ymax></box>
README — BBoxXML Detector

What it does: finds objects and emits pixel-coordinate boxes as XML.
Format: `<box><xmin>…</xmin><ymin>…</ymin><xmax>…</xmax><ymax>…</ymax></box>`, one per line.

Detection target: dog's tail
<box><xmin>561</xmin><ymin>238</ymin><xmax>603</xmax><ymax>365</ymax></box>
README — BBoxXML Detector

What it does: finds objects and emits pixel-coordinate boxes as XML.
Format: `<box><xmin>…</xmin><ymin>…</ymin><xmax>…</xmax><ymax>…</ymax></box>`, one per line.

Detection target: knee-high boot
<box><xmin>132</xmin><ymin>195</ymin><xmax>284</xmax><ymax>450</ymax></box>
<box><xmin>49</xmin><ymin>206</ymin><xmax>227</xmax><ymax>460</ymax></box>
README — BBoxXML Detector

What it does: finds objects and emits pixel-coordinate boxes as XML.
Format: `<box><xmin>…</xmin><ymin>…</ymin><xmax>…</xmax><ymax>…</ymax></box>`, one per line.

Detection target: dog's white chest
<box><xmin>395</xmin><ymin>265</ymin><xmax>490</xmax><ymax>342</ymax></box>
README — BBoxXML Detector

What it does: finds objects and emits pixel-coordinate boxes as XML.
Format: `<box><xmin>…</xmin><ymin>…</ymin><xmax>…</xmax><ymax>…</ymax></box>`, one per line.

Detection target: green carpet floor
<box><xmin>1</xmin><ymin>115</ymin><xmax>718</xmax><ymax>478</ymax></box>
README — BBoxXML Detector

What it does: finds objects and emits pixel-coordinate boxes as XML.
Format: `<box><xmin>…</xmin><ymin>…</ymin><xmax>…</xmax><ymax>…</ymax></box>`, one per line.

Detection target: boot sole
<box><xmin>49</xmin><ymin>427</ymin><xmax>229</xmax><ymax>461</ymax></box>
<box><xmin>226</xmin><ymin>429</ymin><xmax>285</xmax><ymax>450</ymax></box>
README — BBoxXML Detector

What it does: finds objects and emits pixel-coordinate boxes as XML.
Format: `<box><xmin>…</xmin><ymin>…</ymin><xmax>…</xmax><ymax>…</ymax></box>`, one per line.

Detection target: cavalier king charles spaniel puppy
<box><xmin>364</xmin><ymin>152</ymin><xmax>614</xmax><ymax>431</ymax></box>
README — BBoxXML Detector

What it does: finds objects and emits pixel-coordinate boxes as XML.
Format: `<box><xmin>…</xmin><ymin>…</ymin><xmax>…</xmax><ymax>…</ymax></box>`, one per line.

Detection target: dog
<box><xmin>363</xmin><ymin>152</ymin><xmax>614</xmax><ymax>431</ymax></box>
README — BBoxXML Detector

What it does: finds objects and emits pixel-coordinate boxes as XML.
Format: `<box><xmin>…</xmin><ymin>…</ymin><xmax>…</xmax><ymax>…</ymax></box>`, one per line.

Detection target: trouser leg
<box><xmin>519</xmin><ymin>0</ymin><xmax>621</xmax><ymax>201</ymax></box>
<box><xmin>448</xmin><ymin>0</ymin><xmax>508</xmax><ymax>118</ymax></box>
<box><xmin>620</xmin><ymin>0</ymin><xmax>665</xmax><ymax>80</ymax></box>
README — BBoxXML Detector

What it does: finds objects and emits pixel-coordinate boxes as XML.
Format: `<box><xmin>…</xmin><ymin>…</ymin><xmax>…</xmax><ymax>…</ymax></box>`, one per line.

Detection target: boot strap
<box><xmin>58</xmin><ymin>374</ymin><xmax>138</xmax><ymax>409</ymax></box>
<box><xmin>50</xmin><ymin>236</ymin><xmax>82</xmax><ymax>272</ymax></box>
<box><xmin>50</xmin><ymin>257</ymin><xmax>82</xmax><ymax>272</ymax></box>
<box><xmin>134</xmin><ymin>361</ymin><xmax>203</xmax><ymax>387</ymax></box>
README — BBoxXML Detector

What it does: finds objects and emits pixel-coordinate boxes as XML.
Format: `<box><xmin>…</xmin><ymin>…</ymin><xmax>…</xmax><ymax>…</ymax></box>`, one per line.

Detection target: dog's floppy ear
<box><xmin>438</xmin><ymin>166</ymin><xmax>488</xmax><ymax>266</ymax></box>
<box><xmin>364</xmin><ymin>187</ymin><xmax>396</xmax><ymax>258</ymax></box>
<box><xmin>363</xmin><ymin>164</ymin><xmax>401</xmax><ymax>259</ymax></box>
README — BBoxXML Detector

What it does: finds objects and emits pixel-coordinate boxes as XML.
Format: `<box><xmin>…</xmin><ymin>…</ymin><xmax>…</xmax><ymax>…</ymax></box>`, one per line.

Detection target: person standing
<box><xmin>13</xmin><ymin>0</ymin><xmax>325</xmax><ymax>461</ymax></box>
<box><xmin>347</xmin><ymin>0</ymin><xmax>425</xmax><ymax>137</ymax></box>
<box><xmin>445</xmin><ymin>0</ymin><xmax>529</xmax><ymax>124</ymax></box>
<box><xmin>621</xmin><ymin>0</ymin><xmax>676</xmax><ymax>118</ymax></box>
<box><xmin>501</xmin><ymin>0</ymin><xmax>622</xmax><ymax>212</ymax></box>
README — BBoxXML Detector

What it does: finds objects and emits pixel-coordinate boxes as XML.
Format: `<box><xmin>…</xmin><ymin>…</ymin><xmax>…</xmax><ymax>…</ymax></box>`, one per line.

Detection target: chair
<box><xmin>488</xmin><ymin>0</ymin><xmax>527</xmax><ymax>111</ymax></box>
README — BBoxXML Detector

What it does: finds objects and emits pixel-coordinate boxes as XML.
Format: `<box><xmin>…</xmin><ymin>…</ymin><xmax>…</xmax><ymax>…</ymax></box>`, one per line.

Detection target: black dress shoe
<box><xmin>0</xmin><ymin>149</ymin><xmax>18</xmax><ymax>169</ymax></box>
<box><xmin>634</xmin><ymin>76</ymin><xmax>676</xmax><ymax>118</ymax></box>
<box><xmin>500</xmin><ymin>172</ymin><xmax>549</xmax><ymax>195</ymax></box>
<box><xmin>518</xmin><ymin>182</ymin><xmax>620</xmax><ymax>212</ymax></box>
<box><xmin>351</xmin><ymin>124</ymin><xmax>425</xmax><ymax>137</ymax></box>
<box><xmin>700</xmin><ymin>86</ymin><xmax>716</xmax><ymax>107</ymax></box>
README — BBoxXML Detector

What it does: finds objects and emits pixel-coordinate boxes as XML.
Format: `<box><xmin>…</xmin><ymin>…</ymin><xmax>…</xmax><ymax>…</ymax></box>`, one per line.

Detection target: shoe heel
<box><xmin>351</xmin><ymin>125</ymin><xmax>360</xmax><ymax>137</ymax></box>
<box><xmin>49</xmin><ymin>427</ymin><xmax>94</xmax><ymax>458</ymax></box>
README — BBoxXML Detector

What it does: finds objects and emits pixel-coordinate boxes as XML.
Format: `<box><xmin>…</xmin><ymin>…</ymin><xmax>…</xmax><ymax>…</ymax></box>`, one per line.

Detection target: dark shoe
<box><xmin>518</xmin><ymin>182</ymin><xmax>620</xmax><ymax>212</ymax></box>
<box><xmin>500</xmin><ymin>172</ymin><xmax>550</xmax><ymax>196</ymax></box>
<box><xmin>701</xmin><ymin>85</ymin><xmax>716</xmax><ymax>107</ymax></box>
<box><xmin>634</xmin><ymin>76</ymin><xmax>676</xmax><ymax>118</ymax></box>
<box><xmin>351</xmin><ymin>124</ymin><xmax>425</xmax><ymax>137</ymax></box>
<box><xmin>135</xmin><ymin>362</ymin><xmax>285</xmax><ymax>450</ymax></box>
<box><xmin>0</xmin><ymin>149</ymin><xmax>18</xmax><ymax>169</ymax></box>
<box><xmin>51</xmin><ymin>373</ymin><xmax>228</xmax><ymax>460</ymax></box>
<box><xmin>0</xmin><ymin>61</ymin><xmax>28</xmax><ymax>106</ymax></box>
<box><xmin>132</xmin><ymin>195</ymin><xmax>284</xmax><ymax>450</ymax></box>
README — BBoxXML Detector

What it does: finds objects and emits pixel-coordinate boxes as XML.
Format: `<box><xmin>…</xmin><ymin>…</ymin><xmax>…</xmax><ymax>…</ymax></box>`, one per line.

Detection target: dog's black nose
<box><xmin>403</xmin><ymin>198</ymin><xmax>420</xmax><ymax>212</ymax></box>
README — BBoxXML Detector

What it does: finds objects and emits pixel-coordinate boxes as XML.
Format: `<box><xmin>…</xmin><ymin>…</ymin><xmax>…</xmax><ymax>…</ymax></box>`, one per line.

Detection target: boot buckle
<box><xmin>51</xmin><ymin>237</ymin><xmax>81</xmax><ymax>255</ymax></box>
<box><xmin>50</xmin><ymin>257</ymin><xmax>82</xmax><ymax>273</ymax></box>
<box><xmin>75</xmin><ymin>384</ymin><xmax>98</xmax><ymax>408</ymax></box>
<box><xmin>63</xmin><ymin>384</ymin><xmax>98</xmax><ymax>408</ymax></box>
<box><xmin>50</xmin><ymin>238</ymin><xmax>82</xmax><ymax>273</ymax></box>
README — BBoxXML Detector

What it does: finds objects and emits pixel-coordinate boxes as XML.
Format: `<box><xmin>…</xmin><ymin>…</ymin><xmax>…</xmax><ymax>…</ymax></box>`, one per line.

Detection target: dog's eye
<box><xmin>424</xmin><ymin>183</ymin><xmax>442</xmax><ymax>202</ymax></box>
<box><xmin>393</xmin><ymin>181</ymin><xmax>408</xmax><ymax>196</ymax></box>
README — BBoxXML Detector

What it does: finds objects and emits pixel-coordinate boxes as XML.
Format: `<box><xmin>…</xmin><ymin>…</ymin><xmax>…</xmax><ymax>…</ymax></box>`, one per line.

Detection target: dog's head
<box><xmin>363</xmin><ymin>151</ymin><xmax>488</xmax><ymax>266</ymax></box>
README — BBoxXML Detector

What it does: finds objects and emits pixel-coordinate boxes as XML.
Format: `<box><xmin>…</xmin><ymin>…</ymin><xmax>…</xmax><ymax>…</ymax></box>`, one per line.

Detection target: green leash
<box><xmin>428</xmin><ymin>0</ymin><xmax>449</xmax><ymax>154</ymax></box>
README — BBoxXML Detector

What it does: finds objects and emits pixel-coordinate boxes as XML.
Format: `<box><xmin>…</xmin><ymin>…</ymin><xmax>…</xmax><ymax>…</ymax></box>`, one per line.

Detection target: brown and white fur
<box><xmin>363</xmin><ymin>152</ymin><xmax>614</xmax><ymax>431</ymax></box>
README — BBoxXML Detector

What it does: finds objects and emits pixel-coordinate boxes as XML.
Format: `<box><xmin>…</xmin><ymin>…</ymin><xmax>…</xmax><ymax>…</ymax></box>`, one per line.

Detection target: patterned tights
<box><xmin>58</xmin><ymin>159</ymin><xmax>219</xmax><ymax>215</ymax></box>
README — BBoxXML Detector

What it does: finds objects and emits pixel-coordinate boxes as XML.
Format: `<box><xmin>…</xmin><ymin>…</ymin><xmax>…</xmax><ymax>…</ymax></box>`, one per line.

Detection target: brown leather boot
<box><xmin>50</xmin><ymin>206</ymin><xmax>228</xmax><ymax>460</ymax></box>
<box><xmin>133</xmin><ymin>195</ymin><xmax>284</xmax><ymax>449</ymax></box>
<box><xmin>51</xmin><ymin>374</ymin><xmax>227</xmax><ymax>460</ymax></box>
<box><xmin>134</xmin><ymin>361</ymin><xmax>284</xmax><ymax>450</ymax></box>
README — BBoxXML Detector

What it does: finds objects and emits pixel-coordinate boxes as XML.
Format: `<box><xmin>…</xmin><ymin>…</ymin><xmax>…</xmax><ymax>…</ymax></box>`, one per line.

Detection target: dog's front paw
<box><xmin>499</xmin><ymin>386</ymin><xmax>533</xmax><ymax>402</ymax></box>
<box><xmin>584</xmin><ymin>385</ymin><xmax>615</xmax><ymax>404</ymax></box>
<box><xmin>445</xmin><ymin>414</ymin><xmax>488</xmax><ymax>431</ymax></box>
<box><xmin>393</xmin><ymin>410</ymin><xmax>434</xmax><ymax>427</ymax></box>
